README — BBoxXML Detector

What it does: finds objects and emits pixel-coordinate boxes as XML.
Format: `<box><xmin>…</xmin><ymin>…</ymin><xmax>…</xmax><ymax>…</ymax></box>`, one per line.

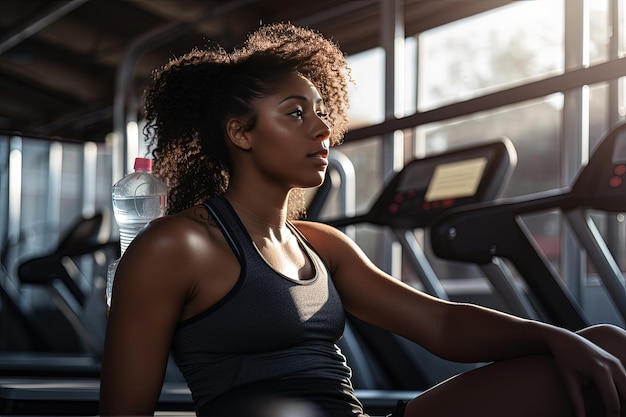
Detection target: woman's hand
<box><xmin>547</xmin><ymin>330</ymin><xmax>626</xmax><ymax>417</ymax></box>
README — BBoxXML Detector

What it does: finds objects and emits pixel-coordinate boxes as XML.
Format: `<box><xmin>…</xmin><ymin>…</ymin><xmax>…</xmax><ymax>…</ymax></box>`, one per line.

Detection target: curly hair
<box><xmin>143</xmin><ymin>22</ymin><xmax>351</xmax><ymax>217</ymax></box>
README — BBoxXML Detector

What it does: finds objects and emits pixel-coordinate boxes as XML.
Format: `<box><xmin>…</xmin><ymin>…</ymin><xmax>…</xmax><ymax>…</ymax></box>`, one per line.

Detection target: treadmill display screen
<box><xmin>424</xmin><ymin>157</ymin><xmax>487</xmax><ymax>202</ymax></box>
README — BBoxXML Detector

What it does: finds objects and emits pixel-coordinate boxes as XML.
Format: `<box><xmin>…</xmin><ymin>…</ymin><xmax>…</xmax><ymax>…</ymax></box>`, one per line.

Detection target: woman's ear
<box><xmin>226</xmin><ymin>118</ymin><xmax>252</xmax><ymax>151</ymax></box>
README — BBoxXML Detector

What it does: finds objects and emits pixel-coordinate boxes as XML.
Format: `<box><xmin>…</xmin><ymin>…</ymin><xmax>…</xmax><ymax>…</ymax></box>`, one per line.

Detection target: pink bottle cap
<box><xmin>134</xmin><ymin>157</ymin><xmax>152</xmax><ymax>171</ymax></box>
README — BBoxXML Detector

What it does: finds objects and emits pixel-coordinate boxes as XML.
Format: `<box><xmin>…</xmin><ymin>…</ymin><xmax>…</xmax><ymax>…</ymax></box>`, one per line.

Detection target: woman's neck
<box><xmin>223</xmin><ymin>186</ymin><xmax>291</xmax><ymax>241</ymax></box>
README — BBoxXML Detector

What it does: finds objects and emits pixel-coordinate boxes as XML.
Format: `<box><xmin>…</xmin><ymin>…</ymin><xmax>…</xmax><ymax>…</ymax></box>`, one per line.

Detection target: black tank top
<box><xmin>170</xmin><ymin>196</ymin><xmax>366</xmax><ymax>416</ymax></box>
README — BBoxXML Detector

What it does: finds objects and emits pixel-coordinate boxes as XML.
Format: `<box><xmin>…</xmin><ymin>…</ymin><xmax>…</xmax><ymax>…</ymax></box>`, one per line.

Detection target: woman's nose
<box><xmin>314</xmin><ymin>116</ymin><xmax>331</xmax><ymax>141</ymax></box>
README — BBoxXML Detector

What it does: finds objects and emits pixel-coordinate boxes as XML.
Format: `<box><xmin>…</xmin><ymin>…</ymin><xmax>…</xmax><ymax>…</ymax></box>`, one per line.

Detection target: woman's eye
<box><xmin>289</xmin><ymin>109</ymin><xmax>304</xmax><ymax>119</ymax></box>
<box><xmin>317</xmin><ymin>112</ymin><xmax>329</xmax><ymax>119</ymax></box>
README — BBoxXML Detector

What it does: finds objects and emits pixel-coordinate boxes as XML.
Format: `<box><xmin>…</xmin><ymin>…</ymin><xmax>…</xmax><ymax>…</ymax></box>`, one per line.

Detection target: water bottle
<box><xmin>106</xmin><ymin>157</ymin><xmax>167</xmax><ymax>306</ymax></box>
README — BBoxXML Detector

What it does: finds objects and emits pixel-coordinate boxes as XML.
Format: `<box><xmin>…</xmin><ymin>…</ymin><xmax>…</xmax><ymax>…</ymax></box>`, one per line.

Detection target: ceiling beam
<box><xmin>0</xmin><ymin>0</ymin><xmax>91</xmax><ymax>56</ymax></box>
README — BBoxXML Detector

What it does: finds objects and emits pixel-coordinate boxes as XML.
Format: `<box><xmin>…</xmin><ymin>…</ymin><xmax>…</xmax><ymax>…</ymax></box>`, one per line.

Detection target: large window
<box><xmin>334</xmin><ymin>0</ymin><xmax>626</xmax><ymax>324</ymax></box>
<box><xmin>418</xmin><ymin>0</ymin><xmax>564</xmax><ymax>111</ymax></box>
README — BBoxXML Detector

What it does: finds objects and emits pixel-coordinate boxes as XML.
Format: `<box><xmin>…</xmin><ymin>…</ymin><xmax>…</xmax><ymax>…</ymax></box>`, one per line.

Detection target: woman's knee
<box><xmin>403</xmin><ymin>355</ymin><xmax>572</xmax><ymax>417</ymax></box>
<box><xmin>578</xmin><ymin>323</ymin><xmax>625</xmax><ymax>338</ymax></box>
<box><xmin>578</xmin><ymin>324</ymin><xmax>626</xmax><ymax>355</ymax></box>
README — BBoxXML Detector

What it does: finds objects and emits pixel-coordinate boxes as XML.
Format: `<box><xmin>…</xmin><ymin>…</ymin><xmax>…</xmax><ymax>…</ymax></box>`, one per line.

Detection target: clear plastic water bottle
<box><xmin>106</xmin><ymin>157</ymin><xmax>167</xmax><ymax>306</ymax></box>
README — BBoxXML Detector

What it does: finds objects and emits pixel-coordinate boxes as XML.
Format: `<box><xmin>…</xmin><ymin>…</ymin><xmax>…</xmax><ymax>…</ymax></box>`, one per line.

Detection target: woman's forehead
<box><xmin>274</xmin><ymin>73</ymin><xmax>324</xmax><ymax>102</ymax></box>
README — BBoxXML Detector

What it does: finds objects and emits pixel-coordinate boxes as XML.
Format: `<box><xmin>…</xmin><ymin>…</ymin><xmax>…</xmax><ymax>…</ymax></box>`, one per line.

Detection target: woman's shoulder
<box><xmin>292</xmin><ymin>219</ymin><xmax>343</xmax><ymax>240</ymax></box>
<box><xmin>291</xmin><ymin>220</ymin><xmax>358</xmax><ymax>262</ymax></box>
<box><xmin>147</xmin><ymin>204</ymin><xmax>211</xmax><ymax>232</ymax></box>
<box><xmin>111</xmin><ymin>203</ymin><xmax>241</xmax><ymax>316</ymax></box>
<box><xmin>142</xmin><ymin>204</ymin><xmax>209</xmax><ymax>239</ymax></box>
<box><xmin>126</xmin><ymin>204</ymin><xmax>221</xmax><ymax>261</ymax></box>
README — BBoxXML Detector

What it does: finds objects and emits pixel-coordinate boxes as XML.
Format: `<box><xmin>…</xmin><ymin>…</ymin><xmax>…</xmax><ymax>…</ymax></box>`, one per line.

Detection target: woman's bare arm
<box><xmin>296</xmin><ymin>220</ymin><xmax>626</xmax><ymax>415</ymax></box>
<box><xmin>99</xmin><ymin>216</ymin><xmax>199</xmax><ymax>416</ymax></box>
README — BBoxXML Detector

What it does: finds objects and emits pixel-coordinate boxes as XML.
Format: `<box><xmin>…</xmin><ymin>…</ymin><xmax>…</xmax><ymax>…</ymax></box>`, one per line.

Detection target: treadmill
<box><xmin>325</xmin><ymin>138</ymin><xmax>517</xmax><ymax>299</ymax></box>
<box><xmin>316</xmin><ymin>139</ymin><xmax>519</xmax><ymax>398</ymax></box>
<box><xmin>0</xmin><ymin>212</ymin><xmax>119</xmax><ymax>382</ymax></box>
<box><xmin>430</xmin><ymin>122</ymin><xmax>626</xmax><ymax>330</ymax></box>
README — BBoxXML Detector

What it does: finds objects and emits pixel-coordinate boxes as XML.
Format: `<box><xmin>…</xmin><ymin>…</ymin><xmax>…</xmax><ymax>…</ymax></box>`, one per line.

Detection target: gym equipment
<box><xmin>318</xmin><ymin>139</ymin><xmax>519</xmax><ymax>392</ymax></box>
<box><xmin>431</xmin><ymin>122</ymin><xmax>626</xmax><ymax>330</ymax></box>
<box><xmin>18</xmin><ymin>211</ymin><xmax>118</xmax><ymax>354</ymax></box>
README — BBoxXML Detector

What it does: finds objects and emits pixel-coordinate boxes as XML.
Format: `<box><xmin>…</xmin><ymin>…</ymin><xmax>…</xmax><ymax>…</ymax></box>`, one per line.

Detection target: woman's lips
<box><xmin>307</xmin><ymin>150</ymin><xmax>329</xmax><ymax>165</ymax></box>
<box><xmin>307</xmin><ymin>149</ymin><xmax>329</xmax><ymax>158</ymax></box>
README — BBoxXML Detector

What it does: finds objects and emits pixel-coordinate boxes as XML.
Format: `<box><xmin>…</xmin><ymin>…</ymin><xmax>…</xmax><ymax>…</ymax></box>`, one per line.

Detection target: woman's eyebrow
<box><xmin>280</xmin><ymin>95</ymin><xmax>323</xmax><ymax>104</ymax></box>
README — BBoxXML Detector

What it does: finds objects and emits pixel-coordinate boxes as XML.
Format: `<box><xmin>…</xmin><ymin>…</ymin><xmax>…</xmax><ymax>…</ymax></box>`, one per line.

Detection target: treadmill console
<box><xmin>367</xmin><ymin>139</ymin><xmax>516</xmax><ymax>229</ymax></box>
<box><xmin>572</xmin><ymin>123</ymin><xmax>626</xmax><ymax>212</ymax></box>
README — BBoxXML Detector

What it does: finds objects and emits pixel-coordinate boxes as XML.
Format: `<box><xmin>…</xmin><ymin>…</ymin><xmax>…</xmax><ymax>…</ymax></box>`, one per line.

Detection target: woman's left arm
<box><xmin>297</xmin><ymin>221</ymin><xmax>626</xmax><ymax>414</ymax></box>
<box><xmin>297</xmin><ymin>220</ymin><xmax>541</xmax><ymax>358</ymax></box>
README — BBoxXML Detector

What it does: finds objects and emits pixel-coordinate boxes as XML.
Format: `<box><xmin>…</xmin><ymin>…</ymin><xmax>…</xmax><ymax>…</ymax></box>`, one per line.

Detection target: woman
<box><xmin>99</xmin><ymin>23</ymin><xmax>626</xmax><ymax>417</ymax></box>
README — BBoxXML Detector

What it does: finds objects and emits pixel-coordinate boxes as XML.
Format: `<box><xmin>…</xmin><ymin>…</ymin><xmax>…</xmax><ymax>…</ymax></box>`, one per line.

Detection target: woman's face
<box><xmin>242</xmin><ymin>73</ymin><xmax>332</xmax><ymax>190</ymax></box>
